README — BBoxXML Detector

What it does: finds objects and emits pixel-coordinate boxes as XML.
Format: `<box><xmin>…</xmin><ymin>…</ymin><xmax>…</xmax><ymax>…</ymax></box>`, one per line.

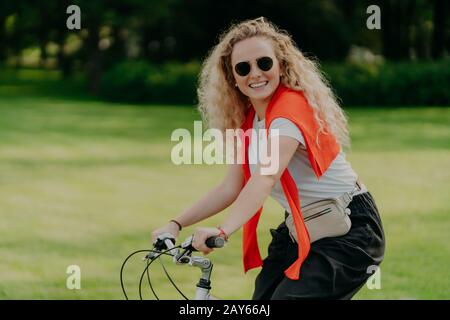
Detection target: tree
<box><xmin>432</xmin><ymin>0</ymin><xmax>449</xmax><ymax>59</ymax></box>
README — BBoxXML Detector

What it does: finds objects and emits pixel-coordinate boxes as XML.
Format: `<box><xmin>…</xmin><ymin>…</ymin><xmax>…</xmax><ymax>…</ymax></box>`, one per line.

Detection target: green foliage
<box><xmin>100</xmin><ymin>59</ymin><xmax>450</xmax><ymax>106</ymax></box>
<box><xmin>99</xmin><ymin>60</ymin><xmax>157</xmax><ymax>103</ymax></box>
<box><xmin>100</xmin><ymin>60</ymin><xmax>200</xmax><ymax>104</ymax></box>
<box><xmin>324</xmin><ymin>60</ymin><xmax>450</xmax><ymax>106</ymax></box>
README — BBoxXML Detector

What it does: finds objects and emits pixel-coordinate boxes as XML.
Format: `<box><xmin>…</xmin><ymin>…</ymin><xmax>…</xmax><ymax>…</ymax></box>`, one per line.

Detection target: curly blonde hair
<box><xmin>197</xmin><ymin>17</ymin><xmax>350</xmax><ymax>149</ymax></box>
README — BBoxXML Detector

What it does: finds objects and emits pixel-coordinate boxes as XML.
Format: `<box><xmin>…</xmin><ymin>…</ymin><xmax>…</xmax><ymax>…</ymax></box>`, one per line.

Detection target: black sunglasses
<box><xmin>234</xmin><ymin>56</ymin><xmax>274</xmax><ymax>77</ymax></box>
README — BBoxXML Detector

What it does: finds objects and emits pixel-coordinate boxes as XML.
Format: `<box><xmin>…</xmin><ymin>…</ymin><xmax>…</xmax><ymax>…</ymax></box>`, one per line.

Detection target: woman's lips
<box><xmin>249</xmin><ymin>81</ymin><xmax>268</xmax><ymax>89</ymax></box>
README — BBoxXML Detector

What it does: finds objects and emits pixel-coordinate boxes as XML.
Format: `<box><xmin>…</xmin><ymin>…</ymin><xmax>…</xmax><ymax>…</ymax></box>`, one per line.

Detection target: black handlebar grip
<box><xmin>205</xmin><ymin>236</ymin><xmax>225</xmax><ymax>248</ymax></box>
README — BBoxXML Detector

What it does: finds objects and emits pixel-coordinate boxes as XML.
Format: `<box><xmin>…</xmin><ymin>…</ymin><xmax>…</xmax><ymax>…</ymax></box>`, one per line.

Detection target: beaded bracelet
<box><xmin>216</xmin><ymin>226</ymin><xmax>229</xmax><ymax>241</ymax></box>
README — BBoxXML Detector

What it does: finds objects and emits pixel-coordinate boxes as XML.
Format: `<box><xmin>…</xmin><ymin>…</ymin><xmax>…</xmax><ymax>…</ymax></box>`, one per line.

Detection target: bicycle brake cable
<box><xmin>157</xmin><ymin>256</ymin><xmax>189</xmax><ymax>300</ymax></box>
<box><xmin>120</xmin><ymin>248</ymin><xmax>173</xmax><ymax>300</ymax></box>
<box><xmin>144</xmin><ymin>241</ymin><xmax>203</xmax><ymax>300</ymax></box>
<box><xmin>144</xmin><ymin>258</ymin><xmax>159</xmax><ymax>299</ymax></box>
<box><xmin>138</xmin><ymin>245</ymin><xmax>184</xmax><ymax>300</ymax></box>
<box><xmin>122</xmin><ymin>244</ymin><xmax>196</xmax><ymax>300</ymax></box>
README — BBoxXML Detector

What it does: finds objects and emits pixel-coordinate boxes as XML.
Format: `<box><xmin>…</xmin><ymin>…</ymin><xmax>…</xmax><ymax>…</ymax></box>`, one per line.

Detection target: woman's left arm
<box><xmin>192</xmin><ymin>135</ymin><xmax>299</xmax><ymax>253</ymax></box>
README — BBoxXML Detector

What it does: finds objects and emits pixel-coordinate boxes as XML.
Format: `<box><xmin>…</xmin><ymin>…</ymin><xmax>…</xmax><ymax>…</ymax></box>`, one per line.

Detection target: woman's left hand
<box><xmin>191</xmin><ymin>227</ymin><xmax>222</xmax><ymax>254</ymax></box>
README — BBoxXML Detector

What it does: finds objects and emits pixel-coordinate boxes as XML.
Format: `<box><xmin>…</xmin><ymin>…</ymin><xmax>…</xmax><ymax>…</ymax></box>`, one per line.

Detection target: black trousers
<box><xmin>252</xmin><ymin>192</ymin><xmax>385</xmax><ymax>300</ymax></box>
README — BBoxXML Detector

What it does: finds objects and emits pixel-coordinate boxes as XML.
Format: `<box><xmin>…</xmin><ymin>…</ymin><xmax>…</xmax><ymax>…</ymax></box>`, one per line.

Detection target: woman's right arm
<box><xmin>151</xmin><ymin>163</ymin><xmax>243</xmax><ymax>242</ymax></box>
<box><xmin>174</xmin><ymin>163</ymin><xmax>243</xmax><ymax>226</ymax></box>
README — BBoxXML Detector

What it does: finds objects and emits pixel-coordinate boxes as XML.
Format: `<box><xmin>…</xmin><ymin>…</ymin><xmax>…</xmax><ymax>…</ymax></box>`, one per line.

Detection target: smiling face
<box><xmin>231</xmin><ymin>36</ymin><xmax>281</xmax><ymax>107</ymax></box>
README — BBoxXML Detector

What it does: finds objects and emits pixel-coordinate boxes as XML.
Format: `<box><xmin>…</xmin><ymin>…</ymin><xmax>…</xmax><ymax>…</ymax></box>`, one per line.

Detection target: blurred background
<box><xmin>0</xmin><ymin>0</ymin><xmax>449</xmax><ymax>299</ymax></box>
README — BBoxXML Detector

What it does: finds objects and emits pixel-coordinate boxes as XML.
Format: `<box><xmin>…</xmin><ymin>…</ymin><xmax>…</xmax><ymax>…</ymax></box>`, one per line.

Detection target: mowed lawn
<box><xmin>0</xmin><ymin>80</ymin><xmax>449</xmax><ymax>299</ymax></box>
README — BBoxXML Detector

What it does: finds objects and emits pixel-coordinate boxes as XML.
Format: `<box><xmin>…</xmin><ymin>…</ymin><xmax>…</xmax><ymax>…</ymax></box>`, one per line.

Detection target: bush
<box><xmin>100</xmin><ymin>59</ymin><xmax>450</xmax><ymax>106</ymax></box>
<box><xmin>100</xmin><ymin>60</ymin><xmax>200</xmax><ymax>104</ymax></box>
<box><xmin>323</xmin><ymin>60</ymin><xmax>450</xmax><ymax>106</ymax></box>
<box><xmin>100</xmin><ymin>60</ymin><xmax>157</xmax><ymax>103</ymax></box>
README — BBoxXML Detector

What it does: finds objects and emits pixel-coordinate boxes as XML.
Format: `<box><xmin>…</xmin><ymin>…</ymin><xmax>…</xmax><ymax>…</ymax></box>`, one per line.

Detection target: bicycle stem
<box><xmin>191</xmin><ymin>256</ymin><xmax>213</xmax><ymax>300</ymax></box>
<box><xmin>191</xmin><ymin>256</ymin><xmax>212</xmax><ymax>280</ymax></box>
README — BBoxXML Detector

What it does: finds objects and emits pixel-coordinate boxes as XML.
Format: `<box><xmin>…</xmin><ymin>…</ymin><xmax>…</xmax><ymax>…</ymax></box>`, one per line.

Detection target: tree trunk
<box><xmin>39</xmin><ymin>39</ymin><xmax>48</xmax><ymax>68</ymax></box>
<box><xmin>382</xmin><ymin>0</ymin><xmax>398</xmax><ymax>60</ymax></box>
<box><xmin>86</xmin><ymin>27</ymin><xmax>103</xmax><ymax>95</ymax></box>
<box><xmin>0</xmin><ymin>16</ymin><xmax>6</xmax><ymax>62</ymax></box>
<box><xmin>432</xmin><ymin>0</ymin><xmax>447</xmax><ymax>59</ymax></box>
<box><xmin>382</xmin><ymin>0</ymin><xmax>415</xmax><ymax>61</ymax></box>
<box><xmin>56</xmin><ymin>32</ymin><xmax>72</xmax><ymax>78</ymax></box>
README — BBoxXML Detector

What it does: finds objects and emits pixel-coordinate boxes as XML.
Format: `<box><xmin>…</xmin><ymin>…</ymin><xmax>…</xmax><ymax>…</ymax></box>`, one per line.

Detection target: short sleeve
<box><xmin>269</xmin><ymin>117</ymin><xmax>306</xmax><ymax>146</ymax></box>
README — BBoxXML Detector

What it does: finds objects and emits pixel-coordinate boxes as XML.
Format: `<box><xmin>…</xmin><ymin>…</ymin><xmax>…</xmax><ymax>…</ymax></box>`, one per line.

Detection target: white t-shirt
<box><xmin>248</xmin><ymin>114</ymin><xmax>359</xmax><ymax>210</ymax></box>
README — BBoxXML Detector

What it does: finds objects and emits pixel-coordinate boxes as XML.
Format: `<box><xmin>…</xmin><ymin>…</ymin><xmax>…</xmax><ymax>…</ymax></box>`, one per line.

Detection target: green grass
<box><xmin>0</xmin><ymin>69</ymin><xmax>449</xmax><ymax>299</ymax></box>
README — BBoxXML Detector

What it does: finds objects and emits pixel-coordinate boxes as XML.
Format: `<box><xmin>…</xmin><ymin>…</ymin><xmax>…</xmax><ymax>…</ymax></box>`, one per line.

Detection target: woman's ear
<box><xmin>276</xmin><ymin>58</ymin><xmax>282</xmax><ymax>75</ymax></box>
<box><xmin>279</xmin><ymin>60</ymin><xmax>286</xmax><ymax>79</ymax></box>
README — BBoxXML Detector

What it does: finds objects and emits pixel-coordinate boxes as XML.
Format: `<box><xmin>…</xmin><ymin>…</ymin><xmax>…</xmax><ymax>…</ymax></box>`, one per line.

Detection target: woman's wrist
<box><xmin>216</xmin><ymin>226</ymin><xmax>229</xmax><ymax>241</ymax></box>
<box><xmin>169</xmin><ymin>219</ymin><xmax>183</xmax><ymax>231</ymax></box>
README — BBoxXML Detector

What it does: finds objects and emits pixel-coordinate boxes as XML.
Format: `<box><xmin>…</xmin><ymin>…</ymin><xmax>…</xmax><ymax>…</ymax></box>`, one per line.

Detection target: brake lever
<box><xmin>174</xmin><ymin>235</ymin><xmax>195</xmax><ymax>264</ymax></box>
<box><xmin>144</xmin><ymin>233</ymin><xmax>177</xmax><ymax>260</ymax></box>
<box><xmin>180</xmin><ymin>235</ymin><xmax>195</xmax><ymax>250</ymax></box>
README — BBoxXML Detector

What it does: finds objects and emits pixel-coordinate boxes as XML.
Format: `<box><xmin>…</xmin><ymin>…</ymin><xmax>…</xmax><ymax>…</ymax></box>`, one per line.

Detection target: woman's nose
<box><xmin>249</xmin><ymin>61</ymin><xmax>263</xmax><ymax>78</ymax></box>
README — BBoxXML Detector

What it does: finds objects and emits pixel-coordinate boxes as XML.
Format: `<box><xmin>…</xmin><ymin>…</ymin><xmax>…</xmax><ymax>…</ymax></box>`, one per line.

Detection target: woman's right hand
<box><xmin>151</xmin><ymin>222</ymin><xmax>180</xmax><ymax>244</ymax></box>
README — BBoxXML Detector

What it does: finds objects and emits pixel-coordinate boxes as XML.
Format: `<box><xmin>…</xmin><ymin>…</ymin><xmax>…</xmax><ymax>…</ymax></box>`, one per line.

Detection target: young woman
<box><xmin>151</xmin><ymin>17</ymin><xmax>385</xmax><ymax>300</ymax></box>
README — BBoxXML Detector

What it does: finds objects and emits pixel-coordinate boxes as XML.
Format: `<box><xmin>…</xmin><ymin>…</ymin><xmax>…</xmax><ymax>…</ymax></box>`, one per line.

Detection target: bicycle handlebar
<box><xmin>181</xmin><ymin>234</ymin><xmax>225</xmax><ymax>251</ymax></box>
<box><xmin>205</xmin><ymin>236</ymin><xmax>225</xmax><ymax>249</ymax></box>
<box><xmin>153</xmin><ymin>233</ymin><xmax>226</xmax><ymax>252</ymax></box>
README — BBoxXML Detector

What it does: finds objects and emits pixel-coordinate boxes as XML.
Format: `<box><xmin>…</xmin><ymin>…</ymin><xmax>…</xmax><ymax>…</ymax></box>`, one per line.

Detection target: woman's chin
<box><xmin>248</xmin><ymin>90</ymin><xmax>275</xmax><ymax>102</ymax></box>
